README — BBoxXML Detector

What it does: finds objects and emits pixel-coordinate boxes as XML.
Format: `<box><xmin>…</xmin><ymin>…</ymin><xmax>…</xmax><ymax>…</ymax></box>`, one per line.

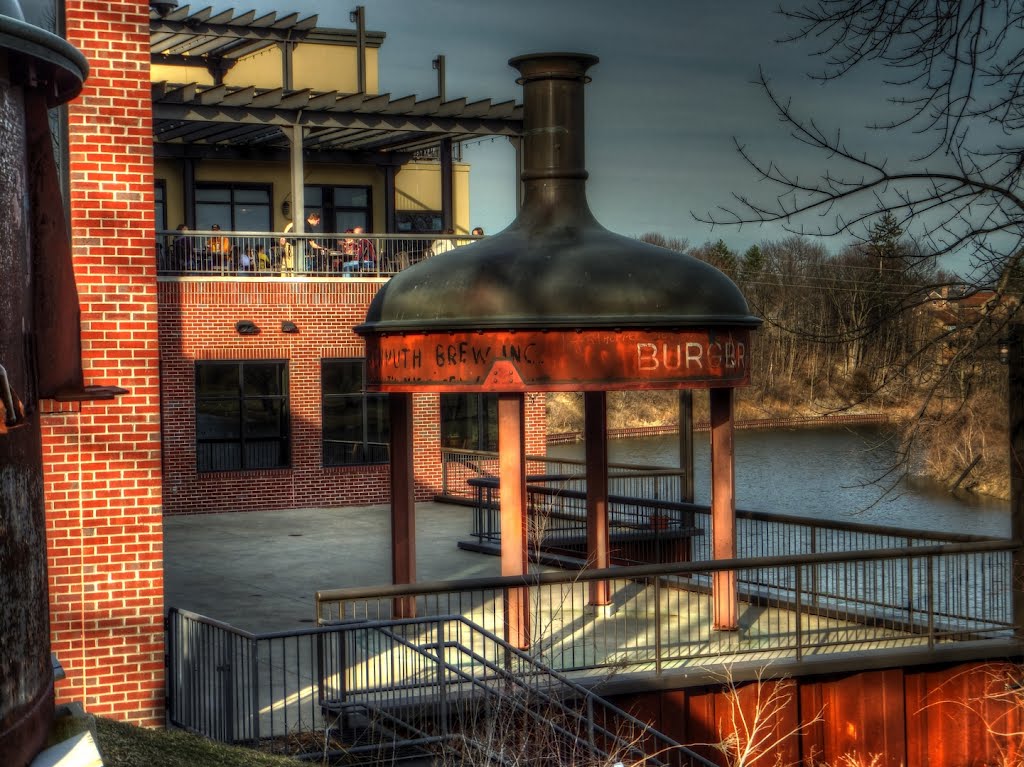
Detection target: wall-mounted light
<box><xmin>235</xmin><ymin>320</ymin><xmax>260</xmax><ymax>336</ymax></box>
<box><xmin>281</xmin><ymin>199</ymin><xmax>291</xmax><ymax>218</ymax></box>
<box><xmin>281</xmin><ymin>321</ymin><xmax>298</xmax><ymax>334</ymax></box>
<box><xmin>999</xmin><ymin>337</ymin><xmax>1012</xmax><ymax>365</ymax></box>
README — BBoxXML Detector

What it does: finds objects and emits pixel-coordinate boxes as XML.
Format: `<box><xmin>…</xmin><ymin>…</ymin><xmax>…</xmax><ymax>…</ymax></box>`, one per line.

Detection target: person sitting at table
<box><xmin>430</xmin><ymin>228</ymin><xmax>456</xmax><ymax>256</ymax></box>
<box><xmin>338</xmin><ymin>230</ymin><xmax>361</xmax><ymax>273</ymax></box>
<box><xmin>206</xmin><ymin>224</ymin><xmax>232</xmax><ymax>269</ymax></box>
<box><xmin>352</xmin><ymin>226</ymin><xmax>376</xmax><ymax>269</ymax></box>
<box><xmin>171</xmin><ymin>223</ymin><xmax>195</xmax><ymax>271</ymax></box>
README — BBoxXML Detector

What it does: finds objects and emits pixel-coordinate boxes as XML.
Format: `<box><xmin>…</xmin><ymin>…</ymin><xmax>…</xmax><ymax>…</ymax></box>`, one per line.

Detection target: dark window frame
<box><xmin>322</xmin><ymin>358</ymin><xmax>390</xmax><ymax>467</ymax></box>
<box><xmin>155</xmin><ymin>179</ymin><xmax>167</xmax><ymax>232</ymax></box>
<box><xmin>395</xmin><ymin>210</ymin><xmax>444</xmax><ymax>234</ymax></box>
<box><xmin>441</xmin><ymin>393</ymin><xmax>498</xmax><ymax>451</ymax></box>
<box><xmin>305</xmin><ymin>184</ymin><xmax>373</xmax><ymax>233</ymax></box>
<box><xmin>195</xmin><ymin>360</ymin><xmax>290</xmax><ymax>473</ymax></box>
<box><xmin>194</xmin><ymin>182</ymin><xmax>273</xmax><ymax>231</ymax></box>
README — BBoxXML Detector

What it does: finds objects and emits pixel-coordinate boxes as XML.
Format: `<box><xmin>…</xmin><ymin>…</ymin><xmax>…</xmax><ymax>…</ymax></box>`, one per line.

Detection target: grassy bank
<box><xmin>95</xmin><ymin>717</ymin><xmax>302</xmax><ymax>767</ymax></box>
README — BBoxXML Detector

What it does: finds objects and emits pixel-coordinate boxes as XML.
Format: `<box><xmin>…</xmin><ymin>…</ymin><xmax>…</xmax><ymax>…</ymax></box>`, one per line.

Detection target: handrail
<box><xmin>369</xmin><ymin>616</ymin><xmax>718</xmax><ymax>767</ymax></box>
<box><xmin>467</xmin><ymin>473</ymin><xmax>1001</xmax><ymax>544</ymax></box>
<box><xmin>444</xmin><ymin>447</ymin><xmax>1002</xmax><ymax>544</ymax></box>
<box><xmin>154</xmin><ymin>230</ymin><xmax>482</xmax><ymax>278</ymax></box>
<box><xmin>317</xmin><ymin>539</ymin><xmax>1017</xmax><ymax>603</ymax></box>
<box><xmin>166</xmin><ymin>606</ymin><xmax>717</xmax><ymax>765</ymax></box>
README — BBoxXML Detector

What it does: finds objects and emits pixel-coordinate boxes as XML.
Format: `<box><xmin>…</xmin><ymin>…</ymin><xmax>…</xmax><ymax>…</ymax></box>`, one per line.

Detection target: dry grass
<box><xmin>95</xmin><ymin>717</ymin><xmax>303</xmax><ymax>767</ymax></box>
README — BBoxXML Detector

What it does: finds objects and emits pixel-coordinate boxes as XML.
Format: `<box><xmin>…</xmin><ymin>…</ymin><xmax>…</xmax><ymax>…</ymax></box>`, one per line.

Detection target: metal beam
<box><xmin>154</xmin><ymin>141</ymin><xmax>410</xmax><ymax>166</ymax></box>
<box><xmin>440</xmin><ymin>137</ymin><xmax>453</xmax><ymax>231</ymax></box>
<box><xmin>154</xmin><ymin>103</ymin><xmax>523</xmax><ymax>137</ymax></box>
<box><xmin>679</xmin><ymin>390</ymin><xmax>695</xmax><ymax>503</ymax></box>
<box><xmin>585</xmin><ymin>391</ymin><xmax>610</xmax><ymax>606</ymax></box>
<box><xmin>389</xmin><ymin>392</ymin><xmax>416</xmax><ymax>618</ymax></box>
<box><xmin>499</xmin><ymin>393</ymin><xmax>530</xmax><ymax>649</ymax></box>
<box><xmin>710</xmin><ymin>387</ymin><xmax>737</xmax><ymax>631</ymax></box>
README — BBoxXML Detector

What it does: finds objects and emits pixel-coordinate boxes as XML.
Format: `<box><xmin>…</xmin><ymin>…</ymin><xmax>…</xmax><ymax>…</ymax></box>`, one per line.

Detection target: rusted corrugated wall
<box><xmin>612</xmin><ymin>660</ymin><xmax>1024</xmax><ymax>766</ymax></box>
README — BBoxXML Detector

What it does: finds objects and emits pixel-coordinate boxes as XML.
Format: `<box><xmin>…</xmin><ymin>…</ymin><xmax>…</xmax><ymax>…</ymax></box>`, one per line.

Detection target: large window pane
<box><xmin>196</xmin><ymin>400</ymin><xmax>240</xmax><ymax>439</ymax></box>
<box><xmin>322</xmin><ymin>358</ymin><xmax>389</xmax><ymax>466</ymax></box>
<box><xmin>235</xmin><ymin>188</ymin><xmax>270</xmax><ymax>204</ymax></box>
<box><xmin>195</xmin><ymin>184</ymin><xmax>272</xmax><ymax>231</ymax></box>
<box><xmin>441</xmin><ymin>394</ymin><xmax>498</xmax><ymax>450</ymax></box>
<box><xmin>197</xmin><ymin>363</ymin><xmax>239</xmax><ymax>397</ymax></box>
<box><xmin>196</xmin><ymin>187</ymin><xmax>232</xmax><ymax>202</ymax></box>
<box><xmin>305</xmin><ymin>185</ymin><xmax>371</xmax><ymax>234</ymax></box>
<box><xmin>244</xmin><ymin>363</ymin><xmax>284</xmax><ymax>396</ymax></box>
<box><xmin>303</xmin><ymin>186</ymin><xmax>323</xmax><ymax>207</ymax></box>
<box><xmin>334</xmin><ymin>187</ymin><xmax>368</xmax><ymax>207</ymax></box>
<box><xmin>196</xmin><ymin>361</ymin><xmax>289</xmax><ymax>472</ymax></box>
<box><xmin>196</xmin><ymin>204</ymin><xmax>231</xmax><ymax>230</ymax></box>
<box><xmin>244</xmin><ymin>400</ymin><xmax>285</xmax><ymax>438</ymax></box>
<box><xmin>334</xmin><ymin>211</ymin><xmax>368</xmax><ymax>232</ymax></box>
<box><xmin>235</xmin><ymin>205</ymin><xmax>270</xmax><ymax>231</ymax></box>
<box><xmin>155</xmin><ymin>182</ymin><xmax>166</xmax><ymax>232</ymax></box>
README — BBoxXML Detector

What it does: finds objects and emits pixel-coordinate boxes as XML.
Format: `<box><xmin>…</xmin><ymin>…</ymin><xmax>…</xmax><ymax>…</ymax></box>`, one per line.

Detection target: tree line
<box><xmin>642</xmin><ymin>216</ymin><xmax>1014</xmax><ymax>497</ymax></box>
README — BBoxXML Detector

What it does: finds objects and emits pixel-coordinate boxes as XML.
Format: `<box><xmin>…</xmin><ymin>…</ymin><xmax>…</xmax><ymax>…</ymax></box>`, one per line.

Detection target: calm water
<box><xmin>547</xmin><ymin>427</ymin><xmax>1010</xmax><ymax>538</ymax></box>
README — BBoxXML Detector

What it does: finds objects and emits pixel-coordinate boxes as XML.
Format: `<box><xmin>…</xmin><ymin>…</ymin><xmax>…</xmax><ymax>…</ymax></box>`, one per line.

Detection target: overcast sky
<box><xmin>205</xmin><ymin>0</ymin><xmax>926</xmax><ymax>259</ymax></box>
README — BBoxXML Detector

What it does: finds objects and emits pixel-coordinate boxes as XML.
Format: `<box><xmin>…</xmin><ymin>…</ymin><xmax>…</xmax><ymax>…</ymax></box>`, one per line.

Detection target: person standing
<box><xmin>280</xmin><ymin>210</ymin><xmax>327</xmax><ymax>272</ymax></box>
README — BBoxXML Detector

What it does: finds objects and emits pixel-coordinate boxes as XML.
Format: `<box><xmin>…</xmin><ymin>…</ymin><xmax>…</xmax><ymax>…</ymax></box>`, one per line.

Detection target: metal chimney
<box><xmin>357</xmin><ymin>52</ymin><xmax>759</xmax><ymax>392</ymax></box>
<box><xmin>0</xmin><ymin>3</ymin><xmax>86</xmax><ymax>766</ymax></box>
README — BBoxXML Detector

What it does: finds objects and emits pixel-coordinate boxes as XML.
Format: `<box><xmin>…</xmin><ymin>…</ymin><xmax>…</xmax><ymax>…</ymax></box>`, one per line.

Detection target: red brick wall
<box><xmin>159</xmin><ymin>278</ymin><xmax>548</xmax><ymax>514</ymax></box>
<box><xmin>41</xmin><ymin>0</ymin><xmax>164</xmax><ymax>726</ymax></box>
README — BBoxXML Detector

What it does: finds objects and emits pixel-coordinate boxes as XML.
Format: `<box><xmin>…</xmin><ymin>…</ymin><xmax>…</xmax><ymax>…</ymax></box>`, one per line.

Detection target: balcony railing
<box><xmin>156</xmin><ymin>230</ymin><xmax>482</xmax><ymax>278</ymax></box>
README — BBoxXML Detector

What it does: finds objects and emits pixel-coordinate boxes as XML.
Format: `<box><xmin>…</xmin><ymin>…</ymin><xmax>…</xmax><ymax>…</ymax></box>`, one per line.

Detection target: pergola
<box><xmin>356</xmin><ymin>53</ymin><xmax>761</xmax><ymax>646</ymax></box>
<box><xmin>149</xmin><ymin>4</ymin><xmax>525</xmax><ymax>234</ymax></box>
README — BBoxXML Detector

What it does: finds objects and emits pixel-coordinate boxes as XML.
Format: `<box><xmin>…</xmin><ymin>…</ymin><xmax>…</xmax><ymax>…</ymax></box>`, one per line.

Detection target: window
<box><xmin>155</xmin><ymin>180</ymin><xmax>167</xmax><ymax>232</ymax></box>
<box><xmin>195</xmin><ymin>184</ymin><xmax>272</xmax><ymax>231</ymax></box>
<box><xmin>396</xmin><ymin>210</ymin><xmax>444</xmax><ymax>234</ymax></box>
<box><xmin>305</xmin><ymin>185</ymin><xmax>372</xmax><ymax>233</ymax></box>
<box><xmin>323</xmin><ymin>359</ymin><xmax>389</xmax><ymax>466</ymax></box>
<box><xmin>441</xmin><ymin>394</ymin><xmax>498</xmax><ymax>451</ymax></box>
<box><xmin>195</xmin><ymin>361</ymin><xmax>289</xmax><ymax>472</ymax></box>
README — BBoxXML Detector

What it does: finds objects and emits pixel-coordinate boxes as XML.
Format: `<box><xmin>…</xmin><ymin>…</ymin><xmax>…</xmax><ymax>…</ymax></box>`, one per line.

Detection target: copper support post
<box><xmin>585</xmin><ymin>391</ymin><xmax>611</xmax><ymax>605</ymax></box>
<box><xmin>389</xmin><ymin>392</ymin><xmax>416</xmax><ymax>618</ymax></box>
<box><xmin>499</xmin><ymin>393</ymin><xmax>530</xmax><ymax>648</ymax></box>
<box><xmin>710</xmin><ymin>387</ymin><xmax>738</xmax><ymax>630</ymax></box>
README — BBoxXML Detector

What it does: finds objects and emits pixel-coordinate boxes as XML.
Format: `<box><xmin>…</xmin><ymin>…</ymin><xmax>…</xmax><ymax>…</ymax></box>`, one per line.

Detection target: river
<box><xmin>547</xmin><ymin>426</ymin><xmax>1010</xmax><ymax>538</ymax></box>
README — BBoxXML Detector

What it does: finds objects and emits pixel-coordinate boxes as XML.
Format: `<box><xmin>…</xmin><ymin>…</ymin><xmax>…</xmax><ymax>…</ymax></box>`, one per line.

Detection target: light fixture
<box><xmin>235</xmin><ymin>320</ymin><xmax>260</xmax><ymax>336</ymax></box>
<box><xmin>999</xmin><ymin>337</ymin><xmax>1012</xmax><ymax>365</ymax></box>
<box><xmin>281</xmin><ymin>199</ymin><xmax>291</xmax><ymax>218</ymax></box>
<box><xmin>281</xmin><ymin>321</ymin><xmax>298</xmax><ymax>334</ymax></box>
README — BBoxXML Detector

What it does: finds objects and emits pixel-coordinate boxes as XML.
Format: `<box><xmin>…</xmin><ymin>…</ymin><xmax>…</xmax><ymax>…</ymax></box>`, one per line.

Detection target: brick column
<box><xmin>42</xmin><ymin>1</ymin><xmax>164</xmax><ymax>726</ymax></box>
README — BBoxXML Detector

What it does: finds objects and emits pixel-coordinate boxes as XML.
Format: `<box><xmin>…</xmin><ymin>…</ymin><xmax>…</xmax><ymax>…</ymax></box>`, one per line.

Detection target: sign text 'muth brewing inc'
<box><xmin>364</xmin><ymin>329</ymin><xmax>751</xmax><ymax>391</ymax></box>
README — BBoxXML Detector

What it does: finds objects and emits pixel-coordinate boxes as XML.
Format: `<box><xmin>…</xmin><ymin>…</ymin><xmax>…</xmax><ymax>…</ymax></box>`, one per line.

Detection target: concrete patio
<box><xmin>163</xmin><ymin>502</ymin><xmax>500</xmax><ymax>632</ymax></box>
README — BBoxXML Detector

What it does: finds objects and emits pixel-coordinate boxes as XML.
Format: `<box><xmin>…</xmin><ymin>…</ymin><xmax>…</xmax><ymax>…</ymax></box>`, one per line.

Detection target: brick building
<box><xmin>41</xmin><ymin>0</ymin><xmax>542</xmax><ymax>726</ymax></box>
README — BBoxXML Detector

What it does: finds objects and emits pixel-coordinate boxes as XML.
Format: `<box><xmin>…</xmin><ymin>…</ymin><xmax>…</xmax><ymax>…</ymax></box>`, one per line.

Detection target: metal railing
<box><xmin>156</xmin><ymin>230</ymin><xmax>482</xmax><ymax>278</ymax></box>
<box><xmin>166</xmin><ymin>608</ymin><xmax>716</xmax><ymax>765</ymax></box>
<box><xmin>465</xmin><ymin>474</ymin><xmax>1000</xmax><ymax>568</ymax></box>
<box><xmin>468</xmin><ymin>475</ymin><xmax>701</xmax><ymax>567</ymax></box>
<box><xmin>440</xmin><ymin>447</ymin><xmax>684</xmax><ymax>504</ymax></box>
<box><xmin>317</xmin><ymin>542</ymin><xmax>1016</xmax><ymax>673</ymax></box>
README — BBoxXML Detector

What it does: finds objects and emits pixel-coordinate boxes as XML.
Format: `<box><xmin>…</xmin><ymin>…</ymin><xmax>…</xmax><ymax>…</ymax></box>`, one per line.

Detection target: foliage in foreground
<box><xmin>95</xmin><ymin>717</ymin><xmax>301</xmax><ymax>767</ymax></box>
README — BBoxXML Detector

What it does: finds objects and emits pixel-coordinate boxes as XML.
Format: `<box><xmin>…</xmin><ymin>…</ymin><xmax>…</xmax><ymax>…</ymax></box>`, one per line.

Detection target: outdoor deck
<box><xmin>164</xmin><ymin>500</ymin><xmax>1018</xmax><ymax>750</ymax></box>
